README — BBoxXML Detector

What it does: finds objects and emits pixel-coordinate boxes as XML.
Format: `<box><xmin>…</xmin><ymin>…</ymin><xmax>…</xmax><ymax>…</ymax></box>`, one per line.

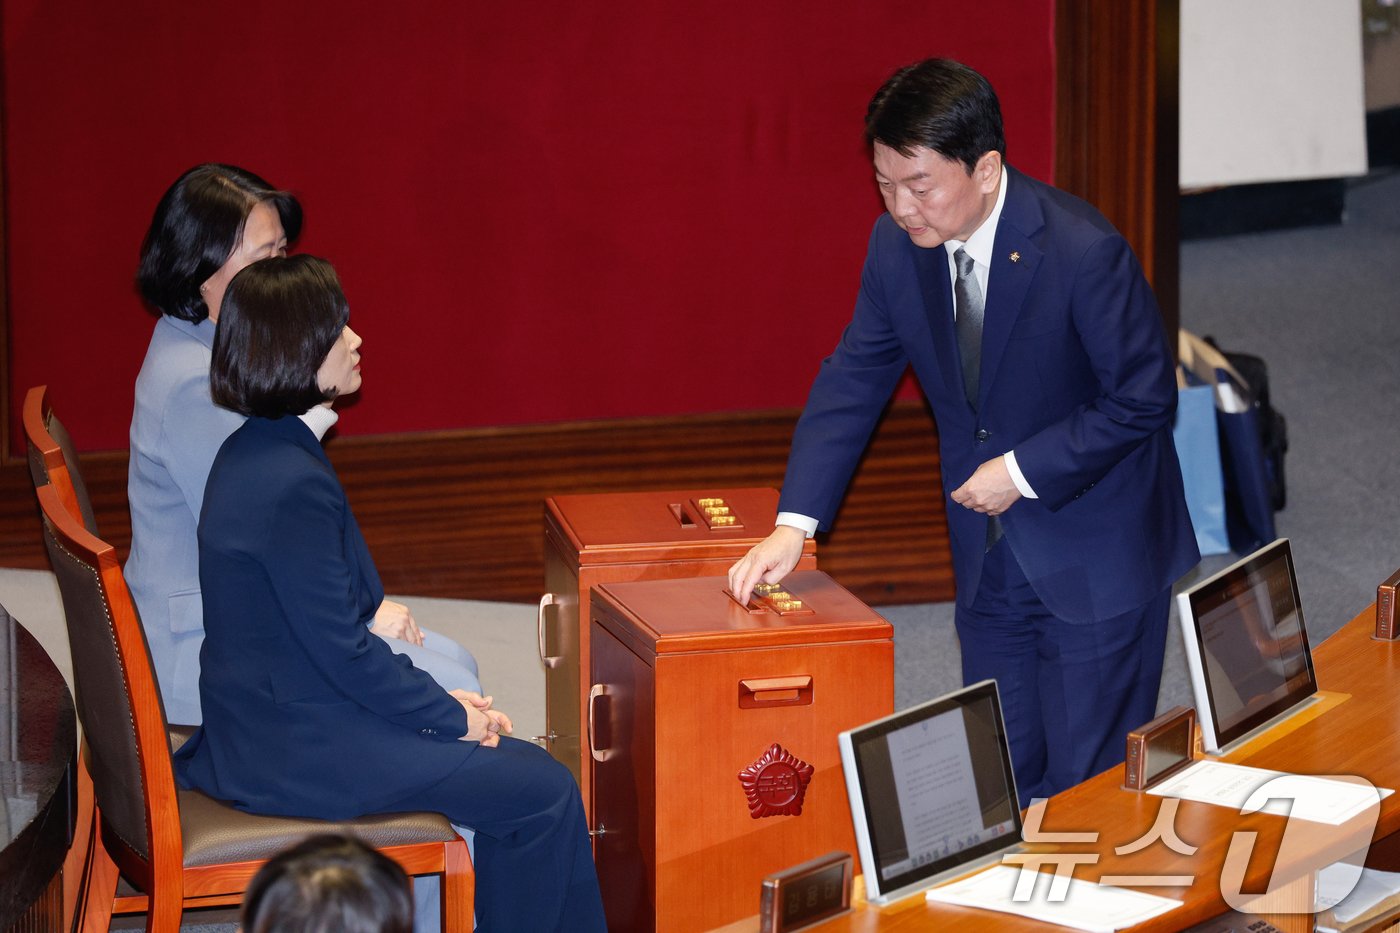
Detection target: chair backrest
<box><xmin>24</xmin><ymin>385</ymin><xmax>100</xmax><ymax>534</ymax></box>
<box><xmin>36</xmin><ymin>483</ymin><xmax>178</xmax><ymax>880</ymax></box>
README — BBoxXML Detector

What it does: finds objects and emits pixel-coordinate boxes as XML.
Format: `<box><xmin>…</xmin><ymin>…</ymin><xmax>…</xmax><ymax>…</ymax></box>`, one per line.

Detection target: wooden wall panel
<box><xmin>1056</xmin><ymin>0</ymin><xmax>1181</xmax><ymax>337</ymax></box>
<box><xmin>0</xmin><ymin>403</ymin><xmax>955</xmax><ymax>608</ymax></box>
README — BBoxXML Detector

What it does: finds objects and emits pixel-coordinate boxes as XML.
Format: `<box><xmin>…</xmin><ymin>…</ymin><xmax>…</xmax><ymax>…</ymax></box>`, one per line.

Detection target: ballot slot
<box><xmin>669</xmin><ymin>496</ymin><xmax>747</xmax><ymax>532</ymax></box>
<box><xmin>727</xmin><ymin>582</ymin><xmax>817</xmax><ymax>616</ymax></box>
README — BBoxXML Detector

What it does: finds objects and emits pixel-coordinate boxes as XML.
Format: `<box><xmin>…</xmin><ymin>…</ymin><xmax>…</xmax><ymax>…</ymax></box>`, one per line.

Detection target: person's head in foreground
<box><xmin>241</xmin><ymin>833</ymin><xmax>411</xmax><ymax>933</ymax></box>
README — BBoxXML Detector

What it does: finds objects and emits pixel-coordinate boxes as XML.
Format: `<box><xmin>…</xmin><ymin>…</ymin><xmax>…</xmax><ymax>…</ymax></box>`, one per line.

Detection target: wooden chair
<box><xmin>34</xmin><ymin>483</ymin><xmax>474</xmax><ymax>932</ymax></box>
<box><xmin>23</xmin><ymin>384</ymin><xmax>99</xmax><ymax>533</ymax></box>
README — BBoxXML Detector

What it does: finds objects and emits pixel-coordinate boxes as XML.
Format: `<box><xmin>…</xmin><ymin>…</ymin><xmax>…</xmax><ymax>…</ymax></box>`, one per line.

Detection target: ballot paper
<box><xmin>1147</xmin><ymin>760</ymin><xmax>1391</xmax><ymax>824</ymax></box>
<box><xmin>926</xmin><ymin>864</ymin><xmax>1181</xmax><ymax>932</ymax></box>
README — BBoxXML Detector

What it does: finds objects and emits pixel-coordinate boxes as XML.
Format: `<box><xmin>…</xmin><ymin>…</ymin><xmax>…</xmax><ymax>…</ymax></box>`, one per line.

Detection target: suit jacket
<box><xmin>126</xmin><ymin>316</ymin><xmax>246</xmax><ymax>726</ymax></box>
<box><xmin>127</xmin><ymin>319</ymin><xmax>481</xmax><ymax>726</ymax></box>
<box><xmin>779</xmin><ymin>167</ymin><xmax>1199</xmax><ymax>624</ymax></box>
<box><xmin>174</xmin><ymin>416</ymin><xmax>472</xmax><ymax>820</ymax></box>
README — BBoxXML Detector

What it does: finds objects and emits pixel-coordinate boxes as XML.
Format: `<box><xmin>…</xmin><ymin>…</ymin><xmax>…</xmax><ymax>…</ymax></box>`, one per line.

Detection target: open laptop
<box><xmin>1176</xmin><ymin>538</ymin><xmax>1319</xmax><ymax>753</ymax></box>
<box><xmin>838</xmin><ymin>680</ymin><xmax>1022</xmax><ymax>905</ymax></box>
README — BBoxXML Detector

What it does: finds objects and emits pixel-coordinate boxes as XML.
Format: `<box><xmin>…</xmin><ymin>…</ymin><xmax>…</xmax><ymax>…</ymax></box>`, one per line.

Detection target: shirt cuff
<box><xmin>775</xmin><ymin>512</ymin><xmax>819</xmax><ymax>538</ymax></box>
<box><xmin>1004</xmin><ymin>451</ymin><xmax>1038</xmax><ymax>499</ymax></box>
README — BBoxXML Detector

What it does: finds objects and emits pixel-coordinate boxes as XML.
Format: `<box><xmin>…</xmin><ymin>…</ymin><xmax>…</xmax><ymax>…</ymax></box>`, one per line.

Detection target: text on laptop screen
<box><xmin>846</xmin><ymin>685</ymin><xmax>1018</xmax><ymax>896</ymax></box>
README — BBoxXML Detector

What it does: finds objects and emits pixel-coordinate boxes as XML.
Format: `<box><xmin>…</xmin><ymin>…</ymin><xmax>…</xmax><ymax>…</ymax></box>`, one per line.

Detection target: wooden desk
<box><xmin>731</xmin><ymin>605</ymin><xmax>1400</xmax><ymax>932</ymax></box>
<box><xmin>0</xmin><ymin>606</ymin><xmax>79</xmax><ymax>932</ymax></box>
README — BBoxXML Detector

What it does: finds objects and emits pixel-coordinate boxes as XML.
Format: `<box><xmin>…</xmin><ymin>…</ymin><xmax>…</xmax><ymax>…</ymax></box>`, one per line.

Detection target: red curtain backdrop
<box><xmin>3</xmin><ymin>1</ymin><xmax>1054</xmax><ymax>453</ymax></box>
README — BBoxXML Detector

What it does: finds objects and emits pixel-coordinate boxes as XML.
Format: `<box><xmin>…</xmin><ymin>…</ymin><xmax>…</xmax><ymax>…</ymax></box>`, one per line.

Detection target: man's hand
<box><xmin>951</xmin><ymin>457</ymin><xmax>1022</xmax><ymax>515</ymax></box>
<box><xmin>450</xmin><ymin>689</ymin><xmax>513</xmax><ymax>747</ymax></box>
<box><xmin>728</xmin><ymin>525</ymin><xmax>807</xmax><ymax>604</ymax></box>
<box><xmin>370</xmin><ymin>599</ymin><xmax>425</xmax><ymax>647</ymax></box>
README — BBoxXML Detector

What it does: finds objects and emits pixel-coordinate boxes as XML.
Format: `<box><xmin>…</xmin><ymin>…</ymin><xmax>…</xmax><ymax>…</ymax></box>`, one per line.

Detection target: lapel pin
<box><xmin>1009</xmin><ymin>251</ymin><xmax>1021</xmax><ymax>263</ymax></box>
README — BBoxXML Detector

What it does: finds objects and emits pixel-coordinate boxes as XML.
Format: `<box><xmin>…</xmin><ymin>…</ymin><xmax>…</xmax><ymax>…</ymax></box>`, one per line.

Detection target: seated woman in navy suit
<box><xmin>129</xmin><ymin>163</ymin><xmax>481</xmax><ymax>726</ymax></box>
<box><xmin>173</xmin><ymin>255</ymin><xmax>605</xmax><ymax>932</ymax></box>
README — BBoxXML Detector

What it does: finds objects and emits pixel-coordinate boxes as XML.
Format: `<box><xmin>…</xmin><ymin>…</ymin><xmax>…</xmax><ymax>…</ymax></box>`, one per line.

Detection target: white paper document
<box><xmin>1316</xmin><ymin>861</ymin><xmax>1400</xmax><ymax>924</ymax></box>
<box><xmin>1147</xmin><ymin>760</ymin><xmax>1391</xmax><ymax>825</ymax></box>
<box><xmin>882</xmin><ymin>706</ymin><xmax>993</xmax><ymax>876</ymax></box>
<box><xmin>926</xmin><ymin>865</ymin><xmax>1181</xmax><ymax>932</ymax></box>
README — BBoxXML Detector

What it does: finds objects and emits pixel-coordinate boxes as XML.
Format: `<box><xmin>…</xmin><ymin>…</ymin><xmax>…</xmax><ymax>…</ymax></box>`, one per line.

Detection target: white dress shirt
<box><xmin>778</xmin><ymin>166</ymin><xmax>1035</xmax><ymax>538</ymax></box>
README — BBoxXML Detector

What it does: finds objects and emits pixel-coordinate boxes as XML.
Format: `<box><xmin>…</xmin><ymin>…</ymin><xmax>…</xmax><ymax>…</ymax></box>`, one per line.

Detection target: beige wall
<box><xmin>1181</xmin><ymin>0</ymin><xmax>1369</xmax><ymax>188</ymax></box>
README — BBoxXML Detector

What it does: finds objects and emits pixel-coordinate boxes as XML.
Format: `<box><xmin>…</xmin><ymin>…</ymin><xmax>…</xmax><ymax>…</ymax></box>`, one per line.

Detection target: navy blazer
<box><xmin>174</xmin><ymin>416</ymin><xmax>471</xmax><ymax>820</ymax></box>
<box><xmin>780</xmin><ymin>167</ymin><xmax>1199</xmax><ymax>623</ymax></box>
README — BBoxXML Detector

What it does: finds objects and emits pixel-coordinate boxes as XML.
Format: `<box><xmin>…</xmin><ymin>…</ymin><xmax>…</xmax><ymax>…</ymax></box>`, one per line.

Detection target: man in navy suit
<box><xmin>730</xmin><ymin>59</ymin><xmax>1199</xmax><ymax>803</ymax></box>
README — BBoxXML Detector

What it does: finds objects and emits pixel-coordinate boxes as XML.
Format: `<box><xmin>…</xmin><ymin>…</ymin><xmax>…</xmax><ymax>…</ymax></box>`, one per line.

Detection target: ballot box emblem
<box><xmin>739</xmin><ymin>743</ymin><xmax>814</xmax><ymax>818</ymax></box>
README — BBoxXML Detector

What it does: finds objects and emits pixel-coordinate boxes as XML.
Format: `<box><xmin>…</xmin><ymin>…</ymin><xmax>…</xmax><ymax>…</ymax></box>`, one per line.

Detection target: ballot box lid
<box><xmin>545</xmin><ymin>487</ymin><xmax>810</xmax><ymax>567</ymax></box>
<box><xmin>592</xmin><ymin>570</ymin><xmax>891</xmax><ymax>656</ymax></box>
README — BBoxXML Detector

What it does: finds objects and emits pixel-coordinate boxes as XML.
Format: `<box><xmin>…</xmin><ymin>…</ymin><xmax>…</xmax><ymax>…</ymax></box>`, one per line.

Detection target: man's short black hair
<box><xmin>136</xmin><ymin>163</ymin><xmax>303</xmax><ymax>323</ymax></box>
<box><xmin>864</xmin><ymin>58</ymin><xmax>1006</xmax><ymax>174</ymax></box>
<box><xmin>210</xmin><ymin>255</ymin><xmax>349</xmax><ymax>419</ymax></box>
<box><xmin>241</xmin><ymin>834</ymin><xmax>412</xmax><ymax>933</ymax></box>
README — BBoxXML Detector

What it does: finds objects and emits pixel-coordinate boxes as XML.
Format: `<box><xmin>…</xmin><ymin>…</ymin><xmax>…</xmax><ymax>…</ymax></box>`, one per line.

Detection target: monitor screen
<box><xmin>838</xmin><ymin>681</ymin><xmax>1021</xmax><ymax>904</ymax></box>
<box><xmin>1176</xmin><ymin>538</ymin><xmax>1317</xmax><ymax>751</ymax></box>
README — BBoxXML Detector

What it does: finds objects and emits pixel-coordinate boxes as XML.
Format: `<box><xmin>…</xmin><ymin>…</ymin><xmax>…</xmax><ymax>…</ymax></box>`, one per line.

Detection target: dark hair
<box><xmin>210</xmin><ymin>255</ymin><xmax>350</xmax><ymax>418</ymax></box>
<box><xmin>864</xmin><ymin>58</ymin><xmax>1006</xmax><ymax>174</ymax></box>
<box><xmin>136</xmin><ymin>163</ymin><xmax>303</xmax><ymax>322</ymax></box>
<box><xmin>241</xmin><ymin>834</ymin><xmax>412</xmax><ymax>933</ymax></box>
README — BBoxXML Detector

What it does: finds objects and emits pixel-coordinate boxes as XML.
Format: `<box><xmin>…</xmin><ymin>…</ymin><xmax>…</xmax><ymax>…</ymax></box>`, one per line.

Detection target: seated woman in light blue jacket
<box><xmin>128</xmin><ymin>164</ymin><xmax>479</xmax><ymax>726</ymax></box>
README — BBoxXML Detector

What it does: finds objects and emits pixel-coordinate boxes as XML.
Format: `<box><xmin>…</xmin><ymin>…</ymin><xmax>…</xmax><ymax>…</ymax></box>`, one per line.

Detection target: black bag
<box><xmin>1205</xmin><ymin>336</ymin><xmax>1288</xmax><ymax>513</ymax></box>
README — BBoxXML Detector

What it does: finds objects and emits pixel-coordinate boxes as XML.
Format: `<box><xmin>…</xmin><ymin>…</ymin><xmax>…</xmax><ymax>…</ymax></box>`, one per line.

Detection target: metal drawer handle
<box><xmin>588</xmin><ymin>684</ymin><xmax>612</xmax><ymax>762</ymax></box>
<box><xmin>537</xmin><ymin>593</ymin><xmax>563</xmax><ymax>668</ymax></box>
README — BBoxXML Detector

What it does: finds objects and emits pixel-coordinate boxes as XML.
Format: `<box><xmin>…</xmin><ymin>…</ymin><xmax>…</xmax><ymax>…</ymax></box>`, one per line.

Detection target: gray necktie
<box><xmin>953</xmin><ymin>247</ymin><xmax>1003</xmax><ymax>548</ymax></box>
<box><xmin>954</xmin><ymin>247</ymin><xmax>984</xmax><ymax>409</ymax></box>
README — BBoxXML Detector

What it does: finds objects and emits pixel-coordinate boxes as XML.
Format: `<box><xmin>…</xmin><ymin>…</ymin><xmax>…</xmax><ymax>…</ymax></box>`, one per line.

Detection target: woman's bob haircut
<box><xmin>137</xmin><ymin>163</ymin><xmax>302</xmax><ymax>323</ymax></box>
<box><xmin>211</xmin><ymin>255</ymin><xmax>350</xmax><ymax>419</ymax></box>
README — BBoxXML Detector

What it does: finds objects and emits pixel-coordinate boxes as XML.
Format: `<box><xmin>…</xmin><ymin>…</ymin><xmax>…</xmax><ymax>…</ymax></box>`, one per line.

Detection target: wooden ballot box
<box><xmin>541</xmin><ymin>488</ymin><xmax>817</xmax><ymax>821</ymax></box>
<box><xmin>587</xmin><ymin>571</ymin><xmax>893</xmax><ymax>932</ymax></box>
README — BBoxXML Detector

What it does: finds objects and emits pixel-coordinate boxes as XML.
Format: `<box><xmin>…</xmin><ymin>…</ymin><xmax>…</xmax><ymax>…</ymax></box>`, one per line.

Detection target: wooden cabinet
<box><xmin>541</xmin><ymin>488</ymin><xmax>817</xmax><ymax>821</ymax></box>
<box><xmin>588</xmin><ymin>571</ymin><xmax>893</xmax><ymax>932</ymax></box>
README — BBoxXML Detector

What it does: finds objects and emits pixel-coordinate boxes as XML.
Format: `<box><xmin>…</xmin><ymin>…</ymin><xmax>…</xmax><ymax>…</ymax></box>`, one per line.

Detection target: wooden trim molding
<box><xmin>1</xmin><ymin>74</ymin><xmax>10</xmax><ymax>465</ymax></box>
<box><xmin>1056</xmin><ymin>0</ymin><xmax>1181</xmax><ymax>337</ymax></box>
<box><xmin>0</xmin><ymin>403</ymin><xmax>955</xmax><ymax>607</ymax></box>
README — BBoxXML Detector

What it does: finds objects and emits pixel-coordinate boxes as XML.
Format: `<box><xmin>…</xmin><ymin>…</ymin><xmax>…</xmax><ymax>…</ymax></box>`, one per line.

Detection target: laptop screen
<box><xmin>1176</xmin><ymin>538</ymin><xmax>1317</xmax><ymax>751</ymax></box>
<box><xmin>838</xmin><ymin>680</ymin><xmax>1021</xmax><ymax>904</ymax></box>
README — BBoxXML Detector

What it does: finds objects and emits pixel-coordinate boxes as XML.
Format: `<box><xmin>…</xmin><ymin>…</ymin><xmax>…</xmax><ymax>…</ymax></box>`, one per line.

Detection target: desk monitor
<box><xmin>838</xmin><ymin>680</ymin><xmax>1021</xmax><ymax>906</ymax></box>
<box><xmin>1176</xmin><ymin>538</ymin><xmax>1318</xmax><ymax>753</ymax></box>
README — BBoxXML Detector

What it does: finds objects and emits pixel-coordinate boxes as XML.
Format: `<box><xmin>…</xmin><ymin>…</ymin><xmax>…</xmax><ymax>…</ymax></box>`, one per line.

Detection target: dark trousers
<box><xmin>954</xmin><ymin>537</ymin><xmax>1170</xmax><ymax>806</ymax></box>
<box><xmin>389</xmin><ymin>736</ymin><xmax>605</xmax><ymax>933</ymax></box>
